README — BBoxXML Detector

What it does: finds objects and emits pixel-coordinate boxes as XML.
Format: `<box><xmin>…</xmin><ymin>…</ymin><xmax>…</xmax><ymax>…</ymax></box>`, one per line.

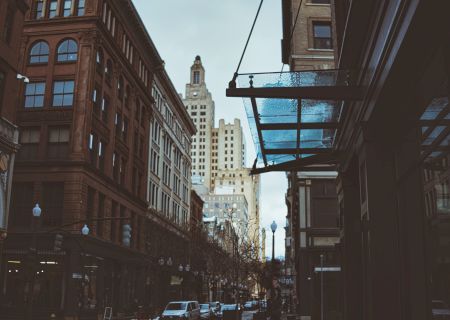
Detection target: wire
<box><xmin>280</xmin><ymin>0</ymin><xmax>304</xmax><ymax>74</ymax></box>
<box><xmin>235</xmin><ymin>0</ymin><xmax>265</xmax><ymax>75</ymax></box>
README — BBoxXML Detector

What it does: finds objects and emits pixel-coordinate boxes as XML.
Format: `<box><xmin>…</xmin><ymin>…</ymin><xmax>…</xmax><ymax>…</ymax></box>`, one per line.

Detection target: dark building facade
<box><xmin>227</xmin><ymin>1</ymin><xmax>450</xmax><ymax>320</ymax></box>
<box><xmin>0</xmin><ymin>0</ymin><xmax>28</xmax><ymax>259</ymax></box>
<box><xmin>0</xmin><ymin>0</ymin><xmax>195</xmax><ymax>319</ymax></box>
<box><xmin>285</xmin><ymin>172</ymin><xmax>340</xmax><ymax>319</ymax></box>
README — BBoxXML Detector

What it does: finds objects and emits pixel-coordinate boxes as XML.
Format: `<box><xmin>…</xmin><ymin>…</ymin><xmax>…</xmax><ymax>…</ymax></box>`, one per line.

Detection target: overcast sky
<box><xmin>133</xmin><ymin>0</ymin><xmax>287</xmax><ymax>258</ymax></box>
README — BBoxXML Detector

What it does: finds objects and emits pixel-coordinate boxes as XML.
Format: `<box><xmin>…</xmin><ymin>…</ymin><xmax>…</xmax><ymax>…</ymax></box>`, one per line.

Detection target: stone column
<box><xmin>71</xmin><ymin>31</ymin><xmax>96</xmax><ymax>161</ymax></box>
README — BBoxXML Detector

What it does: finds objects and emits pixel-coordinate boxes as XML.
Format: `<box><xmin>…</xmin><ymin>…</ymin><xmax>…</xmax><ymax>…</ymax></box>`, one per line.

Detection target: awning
<box><xmin>226</xmin><ymin>69</ymin><xmax>363</xmax><ymax>174</ymax></box>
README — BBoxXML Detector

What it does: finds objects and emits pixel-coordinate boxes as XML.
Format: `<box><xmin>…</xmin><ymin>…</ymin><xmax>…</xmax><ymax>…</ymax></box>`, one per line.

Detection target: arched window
<box><xmin>57</xmin><ymin>39</ymin><xmax>78</xmax><ymax>62</ymax></box>
<box><xmin>105</xmin><ymin>59</ymin><xmax>113</xmax><ymax>83</ymax></box>
<box><xmin>29</xmin><ymin>41</ymin><xmax>49</xmax><ymax>64</ymax></box>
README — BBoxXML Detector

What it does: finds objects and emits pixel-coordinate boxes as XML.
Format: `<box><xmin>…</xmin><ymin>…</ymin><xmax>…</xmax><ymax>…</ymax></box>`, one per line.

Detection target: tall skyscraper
<box><xmin>183</xmin><ymin>56</ymin><xmax>260</xmax><ymax>257</ymax></box>
<box><xmin>183</xmin><ymin>56</ymin><xmax>215</xmax><ymax>191</ymax></box>
<box><xmin>211</xmin><ymin>118</ymin><xmax>246</xmax><ymax>182</ymax></box>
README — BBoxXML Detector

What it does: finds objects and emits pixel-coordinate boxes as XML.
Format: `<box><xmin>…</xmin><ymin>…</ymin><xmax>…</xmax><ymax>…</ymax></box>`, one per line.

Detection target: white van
<box><xmin>162</xmin><ymin>301</ymin><xmax>200</xmax><ymax>320</ymax></box>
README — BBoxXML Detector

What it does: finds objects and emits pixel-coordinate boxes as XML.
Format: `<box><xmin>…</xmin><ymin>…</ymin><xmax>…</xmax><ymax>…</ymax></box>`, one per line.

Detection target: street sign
<box><xmin>314</xmin><ymin>267</ymin><xmax>341</xmax><ymax>272</ymax></box>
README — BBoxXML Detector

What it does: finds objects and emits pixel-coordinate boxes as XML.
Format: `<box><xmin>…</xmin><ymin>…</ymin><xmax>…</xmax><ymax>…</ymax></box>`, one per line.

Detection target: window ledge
<box><xmin>307</xmin><ymin>48</ymin><xmax>334</xmax><ymax>52</ymax></box>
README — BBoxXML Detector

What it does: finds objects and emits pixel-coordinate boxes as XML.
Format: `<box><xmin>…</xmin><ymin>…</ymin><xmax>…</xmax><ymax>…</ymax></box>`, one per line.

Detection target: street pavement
<box><xmin>242</xmin><ymin>310</ymin><xmax>258</xmax><ymax>320</ymax></box>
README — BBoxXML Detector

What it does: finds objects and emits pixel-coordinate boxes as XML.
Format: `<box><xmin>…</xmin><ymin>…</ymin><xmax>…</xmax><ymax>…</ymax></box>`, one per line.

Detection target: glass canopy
<box><xmin>227</xmin><ymin>70</ymin><xmax>361</xmax><ymax>173</ymax></box>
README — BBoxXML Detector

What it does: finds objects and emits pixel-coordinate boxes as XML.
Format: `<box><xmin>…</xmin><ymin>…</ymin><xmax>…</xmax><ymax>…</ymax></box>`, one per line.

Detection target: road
<box><xmin>242</xmin><ymin>310</ymin><xmax>258</xmax><ymax>320</ymax></box>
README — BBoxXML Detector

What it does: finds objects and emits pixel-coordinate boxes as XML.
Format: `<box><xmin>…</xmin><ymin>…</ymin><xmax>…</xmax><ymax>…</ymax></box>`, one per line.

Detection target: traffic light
<box><xmin>54</xmin><ymin>233</ymin><xmax>64</xmax><ymax>251</ymax></box>
<box><xmin>122</xmin><ymin>224</ymin><xmax>132</xmax><ymax>247</ymax></box>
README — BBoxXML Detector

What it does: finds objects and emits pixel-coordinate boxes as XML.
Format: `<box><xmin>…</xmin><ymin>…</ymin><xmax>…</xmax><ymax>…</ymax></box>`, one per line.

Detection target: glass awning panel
<box><xmin>236</xmin><ymin>70</ymin><xmax>351</xmax><ymax>89</ymax></box>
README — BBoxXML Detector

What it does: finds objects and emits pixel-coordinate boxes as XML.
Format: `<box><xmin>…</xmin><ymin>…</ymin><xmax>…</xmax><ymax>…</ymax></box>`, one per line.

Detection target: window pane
<box><xmin>313</xmin><ymin>24</ymin><xmax>331</xmax><ymax>37</ymax></box>
<box><xmin>49</xmin><ymin>0</ymin><xmax>58</xmax><ymax>18</ymax></box>
<box><xmin>25</xmin><ymin>82</ymin><xmax>45</xmax><ymax>108</ymax></box>
<box><xmin>63</xmin><ymin>0</ymin><xmax>72</xmax><ymax>16</ymax></box>
<box><xmin>52</xmin><ymin>80</ymin><xmax>74</xmax><ymax>107</ymax></box>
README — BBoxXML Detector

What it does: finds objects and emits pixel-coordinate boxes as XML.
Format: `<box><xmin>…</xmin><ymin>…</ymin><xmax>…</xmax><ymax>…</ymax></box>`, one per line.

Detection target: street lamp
<box><xmin>178</xmin><ymin>264</ymin><xmax>184</xmax><ymax>272</ymax></box>
<box><xmin>270</xmin><ymin>221</ymin><xmax>277</xmax><ymax>261</ymax></box>
<box><xmin>32</xmin><ymin>204</ymin><xmax>41</xmax><ymax>217</ymax></box>
<box><xmin>81</xmin><ymin>224</ymin><xmax>90</xmax><ymax>236</ymax></box>
<box><xmin>27</xmin><ymin>203</ymin><xmax>42</xmax><ymax>320</ymax></box>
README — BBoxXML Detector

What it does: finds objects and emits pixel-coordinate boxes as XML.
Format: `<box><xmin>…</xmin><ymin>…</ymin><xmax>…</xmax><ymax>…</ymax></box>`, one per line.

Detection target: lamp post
<box><xmin>27</xmin><ymin>203</ymin><xmax>42</xmax><ymax>320</ymax></box>
<box><xmin>320</xmin><ymin>254</ymin><xmax>324</xmax><ymax>320</ymax></box>
<box><xmin>270</xmin><ymin>221</ymin><xmax>277</xmax><ymax>262</ymax></box>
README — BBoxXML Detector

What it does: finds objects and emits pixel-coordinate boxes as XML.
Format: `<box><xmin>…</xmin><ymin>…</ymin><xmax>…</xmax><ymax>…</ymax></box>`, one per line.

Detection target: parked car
<box><xmin>200</xmin><ymin>304</ymin><xmax>213</xmax><ymax>320</ymax></box>
<box><xmin>161</xmin><ymin>301</ymin><xmax>201</xmax><ymax>320</ymax></box>
<box><xmin>432</xmin><ymin>300</ymin><xmax>450</xmax><ymax>320</ymax></box>
<box><xmin>243</xmin><ymin>301</ymin><xmax>253</xmax><ymax>310</ymax></box>
<box><xmin>209</xmin><ymin>302</ymin><xmax>222</xmax><ymax>319</ymax></box>
<box><xmin>221</xmin><ymin>304</ymin><xmax>242</xmax><ymax>320</ymax></box>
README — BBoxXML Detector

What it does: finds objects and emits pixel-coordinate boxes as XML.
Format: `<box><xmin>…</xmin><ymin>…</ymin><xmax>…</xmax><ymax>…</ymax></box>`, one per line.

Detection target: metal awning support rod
<box><xmin>265</xmin><ymin>148</ymin><xmax>333</xmax><ymax>155</ymax></box>
<box><xmin>250</xmin><ymin>153</ymin><xmax>339</xmax><ymax>174</ymax></box>
<box><xmin>296</xmin><ymin>99</ymin><xmax>302</xmax><ymax>160</ymax></box>
<box><xmin>226</xmin><ymin>86</ymin><xmax>364</xmax><ymax>100</ymax></box>
<box><xmin>260</xmin><ymin>122</ymin><xmax>339</xmax><ymax>130</ymax></box>
<box><xmin>251</xmin><ymin>97</ymin><xmax>268</xmax><ymax>166</ymax></box>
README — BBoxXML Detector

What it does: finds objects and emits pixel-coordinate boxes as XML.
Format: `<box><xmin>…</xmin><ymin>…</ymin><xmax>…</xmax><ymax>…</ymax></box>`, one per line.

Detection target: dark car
<box><xmin>200</xmin><ymin>304</ymin><xmax>212</xmax><ymax>320</ymax></box>
<box><xmin>221</xmin><ymin>304</ymin><xmax>241</xmax><ymax>320</ymax></box>
<box><xmin>432</xmin><ymin>300</ymin><xmax>450</xmax><ymax>320</ymax></box>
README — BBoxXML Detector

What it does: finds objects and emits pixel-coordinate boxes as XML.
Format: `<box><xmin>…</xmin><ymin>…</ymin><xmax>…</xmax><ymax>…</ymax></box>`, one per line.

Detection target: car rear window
<box><xmin>166</xmin><ymin>303</ymin><xmax>187</xmax><ymax>310</ymax></box>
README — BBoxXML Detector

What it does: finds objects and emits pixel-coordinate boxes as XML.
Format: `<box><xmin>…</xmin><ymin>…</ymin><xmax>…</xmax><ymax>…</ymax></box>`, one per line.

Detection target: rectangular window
<box><xmin>42</xmin><ymin>182</ymin><xmax>64</xmax><ymax>227</ymax></box>
<box><xmin>2</xmin><ymin>7</ymin><xmax>14</xmax><ymax>44</ymax></box>
<box><xmin>52</xmin><ymin>80</ymin><xmax>74</xmax><ymax>107</ymax></box>
<box><xmin>98</xmin><ymin>140</ymin><xmax>105</xmax><ymax>171</ymax></box>
<box><xmin>18</xmin><ymin>128</ymin><xmax>40</xmax><ymax>160</ymax></box>
<box><xmin>76</xmin><ymin>0</ymin><xmax>85</xmax><ymax>16</ymax></box>
<box><xmin>313</xmin><ymin>21</ymin><xmax>332</xmax><ymax>49</ymax></box>
<box><xmin>49</xmin><ymin>0</ymin><xmax>58</xmax><ymax>18</ymax></box>
<box><xmin>193</xmin><ymin>71</ymin><xmax>200</xmax><ymax>84</ymax></box>
<box><xmin>48</xmin><ymin>127</ymin><xmax>70</xmax><ymax>159</ymax></box>
<box><xmin>101</xmin><ymin>96</ymin><xmax>109</xmax><ymax>122</ymax></box>
<box><xmin>113</xmin><ymin>152</ymin><xmax>119</xmax><ymax>181</ymax></box>
<box><xmin>33</xmin><ymin>0</ymin><xmax>45</xmax><ymax>19</ymax></box>
<box><xmin>63</xmin><ymin>0</ymin><xmax>73</xmax><ymax>17</ymax></box>
<box><xmin>310</xmin><ymin>0</ymin><xmax>330</xmax><ymax>3</ymax></box>
<box><xmin>122</xmin><ymin>117</ymin><xmax>128</xmax><ymax>141</ymax></box>
<box><xmin>25</xmin><ymin>82</ymin><xmax>46</xmax><ymax>108</ymax></box>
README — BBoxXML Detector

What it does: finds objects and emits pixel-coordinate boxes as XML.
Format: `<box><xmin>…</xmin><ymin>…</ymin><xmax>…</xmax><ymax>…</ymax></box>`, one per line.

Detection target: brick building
<box><xmin>0</xmin><ymin>0</ymin><xmax>28</xmax><ymax>250</ymax></box>
<box><xmin>0</xmin><ymin>0</ymin><xmax>194</xmax><ymax>319</ymax></box>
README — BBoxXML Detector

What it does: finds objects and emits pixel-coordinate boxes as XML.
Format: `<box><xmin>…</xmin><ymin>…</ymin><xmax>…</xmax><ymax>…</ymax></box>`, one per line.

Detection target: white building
<box><xmin>183</xmin><ymin>56</ymin><xmax>215</xmax><ymax>191</ymax></box>
<box><xmin>147</xmin><ymin>70</ymin><xmax>196</xmax><ymax>228</ymax></box>
<box><xmin>183</xmin><ymin>56</ymin><xmax>260</xmax><ymax>255</ymax></box>
<box><xmin>213</xmin><ymin>168</ymin><xmax>260</xmax><ymax>248</ymax></box>
<box><xmin>211</xmin><ymin>118</ymin><xmax>246</xmax><ymax>182</ymax></box>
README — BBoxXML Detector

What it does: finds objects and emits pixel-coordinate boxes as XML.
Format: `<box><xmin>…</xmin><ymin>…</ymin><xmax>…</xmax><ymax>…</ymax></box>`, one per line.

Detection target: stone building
<box><xmin>282</xmin><ymin>0</ymin><xmax>335</xmax><ymax>70</ymax></box>
<box><xmin>211</xmin><ymin>118</ymin><xmax>246</xmax><ymax>177</ymax></box>
<box><xmin>0</xmin><ymin>0</ymin><xmax>194</xmax><ymax>318</ymax></box>
<box><xmin>183</xmin><ymin>56</ymin><xmax>215</xmax><ymax>191</ymax></box>
<box><xmin>183</xmin><ymin>57</ymin><xmax>260</xmax><ymax>257</ymax></box>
